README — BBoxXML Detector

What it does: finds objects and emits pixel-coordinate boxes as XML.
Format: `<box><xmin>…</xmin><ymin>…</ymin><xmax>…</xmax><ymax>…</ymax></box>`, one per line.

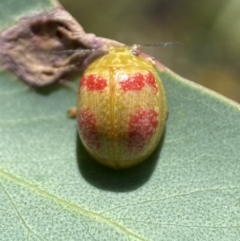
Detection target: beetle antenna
<box><xmin>50</xmin><ymin>48</ymin><xmax>95</xmax><ymax>54</ymax></box>
<box><xmin>133</xmin><ymin>42</ymin><xmax>183</xmax><ymax>49</ymax></box>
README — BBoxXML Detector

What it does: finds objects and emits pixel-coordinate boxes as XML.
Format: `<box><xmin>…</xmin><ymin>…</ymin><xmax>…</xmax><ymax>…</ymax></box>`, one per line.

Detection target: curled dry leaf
<box><xmin>0</xmin><ymin>7</ymin><xmax>124</xmax><ymax>87</ymax></box>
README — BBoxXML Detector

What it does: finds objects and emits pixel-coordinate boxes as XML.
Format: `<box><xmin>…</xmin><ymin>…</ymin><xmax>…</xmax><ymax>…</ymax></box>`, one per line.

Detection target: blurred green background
<box><xmin>60</xmin><ymin>0</ymin><xmax>240</xmax><ymax>103</ymax></box>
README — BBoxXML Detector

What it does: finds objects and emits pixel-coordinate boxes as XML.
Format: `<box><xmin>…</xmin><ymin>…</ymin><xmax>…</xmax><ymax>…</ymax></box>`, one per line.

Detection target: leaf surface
<box><xmin>0</xmin><ymin>1</ymin><xmax>240</xmax><ymax>240</ymax></box>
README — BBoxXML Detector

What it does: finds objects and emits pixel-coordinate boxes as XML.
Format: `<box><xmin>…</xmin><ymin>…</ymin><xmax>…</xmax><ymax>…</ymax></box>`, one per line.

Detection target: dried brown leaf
<box><xmin>0</xmin><ymin>7</ymin><xmax>124</xmax><ymax>87</ymax></box>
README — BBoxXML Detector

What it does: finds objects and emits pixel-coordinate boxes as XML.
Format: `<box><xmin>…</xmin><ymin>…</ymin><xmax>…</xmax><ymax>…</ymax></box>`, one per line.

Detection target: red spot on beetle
<box><xmin>118</xmin><ymin>72</ymin><xmax>157</xmax><ymax>92</ymax></box>
<box><xmin>80</xmin><ymin>74</ymin><xmax>107</xmax><ymax>91</ymax></box>
<box><xmin>145</xmin><ymin>72</ymin><xmax>158</xmax><ymax>92</ymax></box>
<box><xmin>78</xmin><ymin>108</ymin><xmax>100</xmax><ymax>150</ymax></box>
<box><xmin>128</xmin><ymin>108</ymin><xmax>159</xmax><ymax>152</ymax></box>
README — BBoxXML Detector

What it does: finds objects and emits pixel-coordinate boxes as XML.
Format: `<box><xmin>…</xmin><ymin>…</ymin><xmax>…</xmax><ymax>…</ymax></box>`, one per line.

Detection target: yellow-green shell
<box><xmin>77</xmin><ymin>47</ymin><xmax>167</xmax><ymax>169</ymax></box>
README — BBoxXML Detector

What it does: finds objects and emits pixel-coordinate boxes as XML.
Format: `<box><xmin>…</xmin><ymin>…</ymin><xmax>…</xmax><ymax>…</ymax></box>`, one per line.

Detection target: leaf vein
<box><xmin>0</xmin><ymin>181</ymin><xmax>46</xmax><ymax>241</ymax></box>
<box><xmin>0</xmin><ymin>168</ymin><xmax>147</xmax><ymax>241</ymax></box>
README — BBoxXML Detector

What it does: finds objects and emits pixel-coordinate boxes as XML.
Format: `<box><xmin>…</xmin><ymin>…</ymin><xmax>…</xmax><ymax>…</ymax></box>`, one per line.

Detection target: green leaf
<box><xmin>0</xmin><ymin>0</ymin><xmax>55</xmax><ymax>30</ymax></box>
<box><xmin>1</xmin><ymin>1</ymin><xmax>240</xmax><ymax>241</ymax></box>
<box><xmin>1</xmin><ymin>69</ymin><xmax>240</xmax><ymax>241</ymax></box>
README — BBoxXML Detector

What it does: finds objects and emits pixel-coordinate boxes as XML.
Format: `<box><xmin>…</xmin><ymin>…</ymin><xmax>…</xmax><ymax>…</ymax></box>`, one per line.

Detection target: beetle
<box><xmin>77</xmin><ymin>46</ymin><xmax>167</xmax><ymax>169</ymax></box>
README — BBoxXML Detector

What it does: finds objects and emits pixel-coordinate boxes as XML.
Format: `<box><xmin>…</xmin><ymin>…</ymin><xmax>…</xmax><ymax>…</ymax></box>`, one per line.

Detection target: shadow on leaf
<box><xmin>76</xmin><ymin>130</ymin><xmax>166</xmax><ymax>192</ymax></box>
<box><xmin>34</xmin><ymin>82</ymin><xmax>75</xmax><ymax>96</ymax></box>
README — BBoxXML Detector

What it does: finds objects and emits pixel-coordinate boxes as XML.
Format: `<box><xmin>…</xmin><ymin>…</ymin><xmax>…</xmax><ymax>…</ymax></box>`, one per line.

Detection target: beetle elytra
<box><xmin>77</xmin><ymin>47</ymin><xmax>167</xmax><ymax>169</ymax></box>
